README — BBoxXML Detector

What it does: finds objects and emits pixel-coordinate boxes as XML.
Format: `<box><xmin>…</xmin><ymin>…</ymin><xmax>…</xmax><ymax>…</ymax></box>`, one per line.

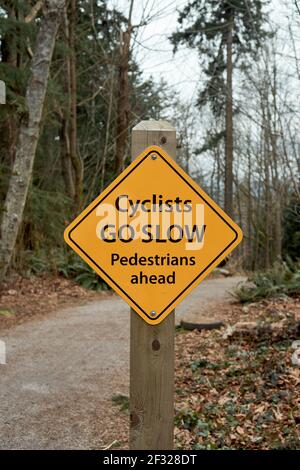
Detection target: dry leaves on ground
<box><xmin>174</xmin><ymin>297</ymin><xmax>300</xmax><ymax>450</ymax></box>
<box><xmin>0</xmin><ymin>274</ymin><xmax>110</xmax><ymax>331</ymax></box>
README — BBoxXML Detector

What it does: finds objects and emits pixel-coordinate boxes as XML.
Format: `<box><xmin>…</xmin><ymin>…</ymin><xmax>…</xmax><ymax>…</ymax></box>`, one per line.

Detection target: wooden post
<box><xmin>130</xmin><ymin>120</ymin><xmax>176</xmax><ymax>450</ymax></box>
<box><xmin>0</xmin><ymin>81</ymin><xmax>5</xmax><ymax>104</ymax></box>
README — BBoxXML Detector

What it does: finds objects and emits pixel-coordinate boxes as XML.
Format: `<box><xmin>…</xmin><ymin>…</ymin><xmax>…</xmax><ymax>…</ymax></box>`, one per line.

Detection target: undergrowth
<box><xmin>233</xmin><ymin>258</ymin><xmax>300</xmax><ymax>303</ymax></box>
<box><xmin>20</xmin><ymin>249</ymin><xmax>109</xmax><ymax>291</ymax></box>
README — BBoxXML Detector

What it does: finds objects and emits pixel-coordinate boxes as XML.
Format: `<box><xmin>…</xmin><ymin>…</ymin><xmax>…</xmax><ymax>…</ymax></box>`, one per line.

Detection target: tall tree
<box><xmin>171</xmin><ymin>0</ymin><xmax>270</xmax><ymax>216</ymax></box>
<box><xmin>0</xmin><ymin>0</ymin><xmax>65</xmax><ymax>281</ymax></box>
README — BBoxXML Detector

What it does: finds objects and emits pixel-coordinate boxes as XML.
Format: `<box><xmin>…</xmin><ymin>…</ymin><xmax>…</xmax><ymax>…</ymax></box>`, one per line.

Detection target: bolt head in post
<box><xmin>151</xmin><ymin>153</ymin><xmax>157</xmax><ymax>160</ymax></box>
<box><xmin>150</xmin><ymin>310</ymin><xmax>157</xmax><ymax>318</ymax></box>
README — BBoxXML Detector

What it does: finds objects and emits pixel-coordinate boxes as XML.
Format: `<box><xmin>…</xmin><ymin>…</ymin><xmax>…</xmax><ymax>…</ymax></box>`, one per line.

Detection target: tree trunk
<box><xmin>101</xmin><ymin>67</ymin><xmax>114</xmax><ymax>190</ymax></box>
<box><xmin>115</xmin><ymin>28</ymin><xmax>131</xmax><ymax>175</ymax></box>
<box><xmin>115</xmin><ymin>0</ymin><xmax>134</xmax><ymax>175</ymax></box>
<box><xmin>216</xmin><ymin>143</ymin><xmax>221</xmax><ymax>204</ymax></box>
<box><xmin>225</xmin><ymin>7</ymin><xmax>234</xmax><ymax>217</ymax></box>
<box><xmin>247</xmin><ymin>151</ymin><xmax>253</xmax><ymax>270</ymax></box>
<box><xmin>269</xmin><ymin>66</ymin><xmax>282</xmax><ymax>261</ymax></box>
<box><xmin>0</xmin><ymin>0</ymin><xmax>65</xmax><ymax>282</ymax></box>
<box><xmin>60</xmin><ymin>112</ymin><xmax>75</xmax><ymax>199</ymax></box>
<box><xmin>68</xmin><ymin>0</ymin><xmax>83</xmax><ymax>212</ymax></box>
<box><xmin>274</xmin><ymin>195</ymin><xmax>282</xmax><ymax>260</ymax></box>
<box><xmin>262</xmin><ymin>93</ymin><xmax>271</xmax><ymax>269</ymax></box>
<box><xmin>58</xmin><ymin>6</ymin><xmax>75</xmax><ymax>200</ymax></box>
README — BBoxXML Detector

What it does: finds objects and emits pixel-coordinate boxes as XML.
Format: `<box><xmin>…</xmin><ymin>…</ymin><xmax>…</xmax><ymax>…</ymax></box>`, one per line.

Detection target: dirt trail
<box><xmin>0</xmin><ymin>276</ymin><xmax>244</xmax><ymax>449</ymax></box>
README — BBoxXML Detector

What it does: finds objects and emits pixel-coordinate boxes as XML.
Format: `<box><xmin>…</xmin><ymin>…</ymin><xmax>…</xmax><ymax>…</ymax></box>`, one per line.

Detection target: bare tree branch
<box><xmin>25</xmin><ymin>0</ymin><xmax>43</xmax><ymax>23</ymax></box>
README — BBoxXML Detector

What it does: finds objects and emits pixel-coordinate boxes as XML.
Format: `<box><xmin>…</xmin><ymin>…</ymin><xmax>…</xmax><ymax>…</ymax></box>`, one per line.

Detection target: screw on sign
<box><xmin>64</xmin><ymin>120</ymin><xmax>243</xmax><ymax>449</ymax></box>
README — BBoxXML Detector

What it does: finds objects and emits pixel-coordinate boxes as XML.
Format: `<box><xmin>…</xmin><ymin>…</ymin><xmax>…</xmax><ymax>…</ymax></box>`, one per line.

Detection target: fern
<box><xmin>233</xmin><ymin>260</ymin><xmax>300</xmax><ymax>303</ymax></box>
<box><xmin>20</xmin><ymin>248</ymin><xmax>109</xmax><ymax>291</ymax></box>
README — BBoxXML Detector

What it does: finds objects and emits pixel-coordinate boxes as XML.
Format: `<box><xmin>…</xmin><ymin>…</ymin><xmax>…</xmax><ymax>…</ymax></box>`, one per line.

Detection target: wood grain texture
<box><xmin>130</xmin><ymin>121</ymin><xmax>176</xmax><ymax>450</ymax></box>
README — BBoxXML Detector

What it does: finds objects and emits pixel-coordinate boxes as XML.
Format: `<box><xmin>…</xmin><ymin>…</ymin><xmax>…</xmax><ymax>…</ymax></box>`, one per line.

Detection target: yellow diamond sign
<box><xmin>64</xmin><ymin>146</ymin><xmax>243</xmax><ymax>324</ymax></box>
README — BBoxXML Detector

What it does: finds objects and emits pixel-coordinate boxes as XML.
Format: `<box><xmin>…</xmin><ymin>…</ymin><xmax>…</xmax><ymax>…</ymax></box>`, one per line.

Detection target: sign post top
<box><xmin>133</xmin><ymin>120</ymin><xmax>175</xmax><ymax>132</ymax></box>
<box><xmin>64</xmin><ymin>144</ymin><xmax>242</xmax><ymax>325</ymax></box>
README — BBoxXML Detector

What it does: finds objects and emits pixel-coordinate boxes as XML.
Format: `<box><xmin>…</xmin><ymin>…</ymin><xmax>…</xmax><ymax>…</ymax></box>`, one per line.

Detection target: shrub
<box><xmin>21</xmin><ymin>248</ymin><xmax>109</xmax><ymax>291</ymax></box>
<box><xmin>232</xmin><ymin>258</ymin><xmax>300</xmax><ymax>303</ymax></box>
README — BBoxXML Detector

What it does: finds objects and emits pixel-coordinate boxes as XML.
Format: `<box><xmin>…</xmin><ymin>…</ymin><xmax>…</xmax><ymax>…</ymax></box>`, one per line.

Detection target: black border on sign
<box><xmin>68</xmin><ymin>149</ymin><xmax>238</xmax><ymax>321</ymax></box>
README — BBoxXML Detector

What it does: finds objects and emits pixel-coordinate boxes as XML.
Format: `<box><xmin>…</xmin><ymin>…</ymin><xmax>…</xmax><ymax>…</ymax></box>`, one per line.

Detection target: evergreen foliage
<box><xmin>171</xmin><ymin>0</ymin><xmax>271</xmax><ymax>114</ymax></box>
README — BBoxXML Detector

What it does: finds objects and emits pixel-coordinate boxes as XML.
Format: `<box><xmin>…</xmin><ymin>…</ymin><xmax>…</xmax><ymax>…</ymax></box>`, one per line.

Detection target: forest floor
<box><xmin>174</xmin><ymin>297</ymin><xmax>300</xmax><ymax>450</ymax></box>
<box><xmin>0</xmin><ymin>274</ymin><xmax>108</xmax><ymax>331</ymax></box>
<box><xmin>0</xmin><ymin>275</ymin><xmax>299</xmax><ymax>450</ymax></box>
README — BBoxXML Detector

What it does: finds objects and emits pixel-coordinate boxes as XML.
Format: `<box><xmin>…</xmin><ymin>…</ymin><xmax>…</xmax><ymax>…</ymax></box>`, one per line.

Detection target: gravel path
<box><xmin>0</xmin><ymin>276</ymin><xmax>244</xmax><ymax>449</ymax></box>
